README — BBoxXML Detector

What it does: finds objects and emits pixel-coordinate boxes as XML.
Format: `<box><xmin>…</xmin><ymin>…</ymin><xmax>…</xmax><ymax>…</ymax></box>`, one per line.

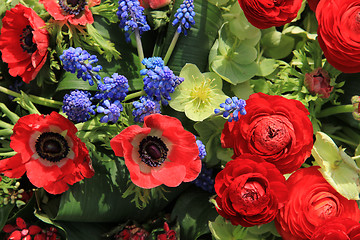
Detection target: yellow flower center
<box><xmin>189</xmin><ymin>77</ymin><xmax>216</xmax><ymax>108</ymax></box>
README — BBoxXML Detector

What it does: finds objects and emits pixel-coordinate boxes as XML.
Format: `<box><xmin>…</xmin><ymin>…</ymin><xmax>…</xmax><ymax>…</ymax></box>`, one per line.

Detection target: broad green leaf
<box><xmin>57</xmin><ymin>221</ymin><xmax>114</xmax><ymax>240</ymax></box>
<box><xmin>261</xmin><ymin>29</ymin><xmax>295</xmax><ymax>59</ymax></box>
<box><xmin>171</xmin><ymin>188</ymin><xmax>218</xmax><ymax>240</ymax></box>
<box><xmin>43</xmin><ymin>149</ymin><xmax>185</xmax><ymax>222</ymax></box>
<box><xmin>0</xmin><ymin>204</ymin><xmax>14</xmax><ymax>231</ymax></box>
<box><xmin>312</xmin><ymin>132</ymin><xmax>360</xmax><ymax>200</ymax></box>
<box><xmin>209</xmin><ymin>216</ymin><xmax>247</xmax><ymax>240</ymax></box>
<box><xmin>160</xmin><ymin>0</ymin><xmax>223</xmax><ymax>74</ymax></box>
<box><xmin>256</xmin><ymin>58</ymin><xmax>278</xmax><ymax>77</ymax></box>
<box><xmin>211</xmin><ymin>56</ymin><xmax>259</xmax><ymax>84</ymax></box>
<box><xmin>230</xmin><ymin>81</ymin><xmax>254</xmax><ymax>100</ymax></box>
<box><xmin>223</xmin><ymin>3</ymin><xmax>261</xmax><ymax>43</ymax></box>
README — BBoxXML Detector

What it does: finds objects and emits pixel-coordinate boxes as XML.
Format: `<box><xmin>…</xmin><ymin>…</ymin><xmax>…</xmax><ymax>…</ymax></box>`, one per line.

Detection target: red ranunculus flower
<box><xmin>221</xmin><ymin>92</ymin><xmax>313</xmax><ymax>174</ymax></box>
<box><xmin>110</xmin><ymin>114</ymin><xmax>201</xmax><ymax>189</ymax></box>
<box><xmin>140</xmin><ymin>0</ymin><xmax>172</xmax><ymax>9</ymax></box>
<box><xmin>304</xmin><ymin>67</ymin><xmax>333</xmax><ymax>99</ymax></box>
<box><xmin>0</xmin><ymin>112</ymin><xmax>94</xmax><ymax>195</ymax></box>
<box><xmin>214</xmin><ymin>154</ymin><xmax>288</xmax><ymax>227</ymax></box>
<box><xmin>39</xmin><ymin>0</ymin><xmax>100</xmax><ymax>26</ymax></box>
<box><xmin>0</xmin><ymin>4</ymin><xmax>49</xmax><ymax>83</ymax></box>
<box><xmin>316</xmin><ymin>0</ymin><xmax>360</xmax><ymax>73</ymax></box>
<box><xmin>311</xmin><ymin>217</ymin><xmax>360</xmax><ymax>240</ymax></box>
<box><xmin>275</xmin><ymin>167</ymin><xmax>360</xmax><ymax>240</ymax></box>
<box><xmin>237</xmin><ymin>0</ymin><xmax>302</xmax><ymax>29</ymax></box>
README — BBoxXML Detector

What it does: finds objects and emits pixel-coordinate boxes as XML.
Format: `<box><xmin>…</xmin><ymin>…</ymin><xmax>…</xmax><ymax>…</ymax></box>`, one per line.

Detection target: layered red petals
<box><xmin>0</xmin><ymin>4</ymin><xmax>49</xmax><ymax>83</ymax></box>
<box><xmin>110</xmin><ymin>114</ymin><xmax>201</xmax><ymax>189</ymax></box>
<box><xmin>311</xmin><ymin>217</ymin><xmax>360</xmax><ymax>240</ymax></box>
<box><xmin>0</xmin><ymin>112</ymin><xmax>94</xmax><ymax>195</ymax></box>
<box><xmin>275</xmin><ymin>167</ymin><xmax>360</xmax><ymax>240</ymax></box>
<box><xmin>214</xmin><ymin>154</ymin><xmax>288</xmax><ymax>227</ymax></box>
<box><xmin>238</xmin><ymin>0</ymin><xmax>302</xmax><ymax>29</ymax></box>
<box><xmin>39</xmin><ymin>0</ymin><xmax>100</xmax><ymax>26</ymax></box>
<box><xmin>316</xmin><ymin>0</ymin><xmax>360</xmax><ymax>73</ymax></box>
<box><xmin>221</xmin><ymin>92</ymin><xmax>313</xmax><ymax>174</ymax></box>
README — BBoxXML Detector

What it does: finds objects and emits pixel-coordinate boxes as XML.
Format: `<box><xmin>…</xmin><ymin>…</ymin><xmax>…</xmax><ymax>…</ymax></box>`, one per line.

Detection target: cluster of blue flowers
<box><xmin>172</xmin><ymin>0</ymin><xmax>196</xmax><ymax>36</ymax></box>
<box><xmin>132</xmin><ymin>96</ymin><xmax>161</xmax><ymax>122</ymax></box>
<box><xmin>62</xmin><ymin>90</ymin><xmax>96</xmax><ymax>123</ymax></box>
<box><xmin>193</xmin><ymin>164</ymin><xmax>215</xmax><ymax>193</ymax></box>
<box><xmin>214</xmin><ymin>97</ymin><xmax>247</xmax><ymax>122</ymax></box>
<box><xmin>117</xmin><ymin>0</ymin><xmax>150</xmax><ymax>42</ymax></box>
<box><xmin>140</xmin><ymin>57</ymin><xmax>184</xmax><ymax>105</ymax></box>
<box><xmin>59</xmin><ymin>47</ymin><xmax>102</xmax><ymax>86</ymax></box>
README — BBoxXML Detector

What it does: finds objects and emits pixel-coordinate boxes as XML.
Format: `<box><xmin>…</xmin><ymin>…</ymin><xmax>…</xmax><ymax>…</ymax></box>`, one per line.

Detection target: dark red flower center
<box><xmin>35</xmin><ymin>132</ymin><xmax>70</xmax><ymax>162</ymax></box>
<box><xmin>58</xmin><ymin>0</ymin><xmax>87</xmax><ymax>16</ymax></box>
<box><xmin>241</xmin><ymin>180</ymin><xmax>266</xmax><ymax>202</ymax></box>
<box><xmin>138</xmin><ymin>136</ymin><xmax>168</xmax><ymax>167</ymax></box>
<box><xmin>20</xmin><ymin>25</ymin><xmax>37</xmax><ymax>54</ymax></box>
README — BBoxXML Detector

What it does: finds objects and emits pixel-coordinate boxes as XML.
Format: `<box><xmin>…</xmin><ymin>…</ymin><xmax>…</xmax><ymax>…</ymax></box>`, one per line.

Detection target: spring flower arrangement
<box><xmin>1</xmin><ymin>0</ymin><xmax>360</xmax><ymax>239</ymax></box>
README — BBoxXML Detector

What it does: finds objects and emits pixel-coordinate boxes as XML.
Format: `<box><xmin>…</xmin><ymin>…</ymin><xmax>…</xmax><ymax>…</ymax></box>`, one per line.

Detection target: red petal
<box><xmin>3</xmin><ymin>224</ymin><xmax>16</xmax><ymax>233</ymax></box>
<box><xmin>183</xmin><ymin>157</ymin><xmax>202</xmax><ymax>182</ymax></box>
<box><xmin>28</xmin><ymin>225</ymin><xmax>42</xmax><ymax>235</ymax></box>
<box><xmin>25</xmin><ymin>160</ymin><xmax>63</xmax><ymax>189</ymax></box>
<box><xmin>151</xmin><ymin>161</ymin><xmax>186</xmax><ymax>187</ymax></box>
<box><xmin>8</xmin><ymin>230</ymin><xmax>22</xmax><ymax>240</ymax></box>
<box><xmin>0</xmin><ymin>154</ymin><xmax>27</xmax><ymax>178</ymax></box>
<box><xmin>16</xmin><ymin>218</ymin><xmax>27</xmax><ymax>229</ymax></box>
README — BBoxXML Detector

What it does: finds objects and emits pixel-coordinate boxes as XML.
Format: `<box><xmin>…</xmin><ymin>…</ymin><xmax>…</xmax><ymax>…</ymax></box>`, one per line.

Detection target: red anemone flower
<box><xmin>110</xmin><ymin>114</ymin><xmax>202</xmax><ymax>189</ymax></box>
<box><xmin>39</xmin><ymin>0</ymin><xmax>101</xmax><ymax>26</ymax></box>
<box><xmin>0</xmin><ymin>112</ymin><xmax>94</xmax><ymax>195</ymax></box>
<box><xmin>0</xmin><ymin>4</ymin><xmax>49</xmax><ymax>83</ymax></box>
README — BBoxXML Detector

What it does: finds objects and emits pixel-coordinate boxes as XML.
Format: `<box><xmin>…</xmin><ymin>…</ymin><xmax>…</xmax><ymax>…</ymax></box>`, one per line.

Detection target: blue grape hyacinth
<box><xmin>172</xmin><ymin>0</ymin><xmax>196</xmax><ymax>36</ymax></box>
<box><xmin>132</xmin><ymin>96</ymin><xmax>161</xmax><ymax>123</ymax></box>
<box><xmin>95</xmin><ymin>73</ymin><xmax>129</xmax><ymax>102</ymax></box>
<box><xmin>62</xmin><ymin>90</ymin><xmax>96</xmax><ymax>123</ymax></box>
<box><xmin>193</xmin><ymin>163</ymin><xmax>215</xmax><ymax>193</ymax></box>
<box><xmin>97</xmin><ymin>100</ymin><xmax>123</xmax><ymax>123</ymax></box>
<box><xmin>196</xmin><ymin>139</ymin><xmax>206</xmax><ymax>160</ymax></box>
<box><xmin>117</xmin><ymin>0</ymin><xmax>150</xmax><ymax>42</ymax></box>
<box><xmin>60</xmin><ymin>47</ymin><xmax>102</xmax><ymax>86</ymax></box>
<box><xmin>140</xmin><ymin>57</ymin><xmax>184</xmax><ymax>105</ymax></box>
<box><xmin>214</xmin><ymin>97</ymin><xmax>247</xmax><ymax>122</ymax></box>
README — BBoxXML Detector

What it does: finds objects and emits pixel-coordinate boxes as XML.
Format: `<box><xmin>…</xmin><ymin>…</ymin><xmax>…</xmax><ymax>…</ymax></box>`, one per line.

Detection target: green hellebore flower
<box><xmin>312</xmin><ymin>131</ymin><xmax>360</xmax><ymax>200</ymax></box>
<box><xmin>169</xmin><ymin>64</ymin><xmax>228</xmax><ymax>121</ymax></box>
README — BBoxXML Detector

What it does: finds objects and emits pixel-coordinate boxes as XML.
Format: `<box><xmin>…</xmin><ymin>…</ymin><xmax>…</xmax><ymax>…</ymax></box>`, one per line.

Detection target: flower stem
<box><xmin>317</xmin><ymin>104</ymin><xmax>354</xmax><ymax>118</ymax></box>
<box><xmin>135</xmin><ymin>28</ymin><xmax>145</xmax><ymax>70</ymax></box>
<box><xmin>0</xmin><ymin>86</ymin><xmax>63</xmax><ymax>109</ymax></box>
<box><xmin>0</xmin><ymin>120</ymin><xmax>14</xmax><ymax>130</ymax></box>
<box><xmin>124</xmin><ymin>90</ymin><xmax>146</xmax><ymax>102</ymax></box>
<box><xmin>164</xmin><ymin>31</ymin><xmax>180</xmax><ymax>66</ymax></box>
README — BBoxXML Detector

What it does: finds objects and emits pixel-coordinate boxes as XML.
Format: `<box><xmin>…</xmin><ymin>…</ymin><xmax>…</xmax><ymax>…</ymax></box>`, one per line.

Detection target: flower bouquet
<box><xmin>0</xmin><ymin>0</ymin><xmax>360</xmax><ymax>239</ymax></box>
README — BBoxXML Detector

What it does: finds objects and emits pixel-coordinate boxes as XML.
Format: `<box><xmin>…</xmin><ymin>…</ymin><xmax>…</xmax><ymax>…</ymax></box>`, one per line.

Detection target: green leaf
<box><xmin>230</xmin><ymin>81</ymin><xmax>255</xmax><ymax>100</ymax></box>
<box><xmin>160</xmin><ymin>0</ymin><xmax>223</xmax><ymax>74</ymax></box>
<box><xmin>209</xmin><ymin>216</ymin><xmax>247</xmax><ymax>240</ymax></box>
<box><xmin>0</xmin><ymin>204</ymin><xmax>14</xmax><ymax>231</ymax></box>
<box><xmin>43</xmin><ymin>149</ymin><xmax>185</xmax><ymax>222</ymax></box>
<box><xmin>171</xmin><ymin>189</ymin><xmax>218</xmax><ymax>240</ymax></box>
<box><xmin>256</xmin><ymin>58</ymin><xmax>278</xmax><ymax>77</ymax></box>
<box><xmin>57</xmin><ymin>221</ymin><xmax>115</xmax><ymax>240</ymax></box>
<box><xmin>261</xmin><ymin>29</ymin><xmax>295</xmax><ymax>59</ymax></box>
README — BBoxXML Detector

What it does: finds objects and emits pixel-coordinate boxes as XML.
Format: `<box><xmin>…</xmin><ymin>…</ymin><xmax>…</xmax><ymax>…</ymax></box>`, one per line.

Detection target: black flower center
<box><xmin>138</xmin><ymin>136</ymin><xmax>168</xmax><ymax>167</ymax></box>
<box><xmin>20</xmin><ymin>25</ymin><xmax>37</xmax><ymax>54</ymax></box>
<box><xmin>35</xmin><ymin>132</ymin><xmax>69</xmax><ymax>162</ymax></box>
<box><xmin>58</xmin><ymin>0</ymin><xmax>87</xmax><ymax>16</ymax></box>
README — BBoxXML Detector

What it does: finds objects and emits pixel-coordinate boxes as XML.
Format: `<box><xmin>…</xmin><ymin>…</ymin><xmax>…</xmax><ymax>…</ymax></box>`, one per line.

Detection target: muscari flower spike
<box><xmin>117</xmin><ymin>0</ymin><xmax>151</xmax><ymax>42</ymax></box>
<box><xmin>95</xmin><ymin>73</ymin><xmax>129</xmax><ymax>102</ymax></box>
<box><xmin>132</xmin><ymin>96</ymin><xmax>161</xmax><ymax>123</ymax></box>
<box><xmin>196</xmin><ymin>139</ymin><xmax>206</xmax><ymax>160</ymax></box>
<box><xmin>60</xmin><ymin>47</ymin><xmax>102</xmax><ymax>86</ymax></box>
<box><xmin>193</xmin><ymin>162</ymin><xmax>215</xmax><ymax>193</ymax></box>
<box><xmin>172</xmin><ymin>0</ymin><xmax>196</xmax><ymax>36</ymax></box>
<box><xmin>141</xmin><ymin>57</ymin><xmax>184</xmax><ymax>105</ymax></box>
<box><xmin>62</xmin><ymin>90</ymin><xmax>96</xmax><ymax>123</ymax></box>
<box><xmin>97</xmin><ymin>100</ymin><xmax>123</xmax><ymax>123</ymax></box>
<box><xmin>214</xmin><ymin>97</ymin><xmax>247</xmax><ymax>122</ymax></box>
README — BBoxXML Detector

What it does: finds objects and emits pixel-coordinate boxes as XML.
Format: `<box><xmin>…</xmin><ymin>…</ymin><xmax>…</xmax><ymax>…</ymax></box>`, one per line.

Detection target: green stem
<box><xmin>164</xmin><ymin>31</ymin><xmax>180</xmax><ymax>66</ymax></box>
<box><xmin>317</xmin><ymin>104</ymin><xmax>354</xmax><ymax>118</ymax></box>
<box><xmin>0</xmin><ymin>151</ymin><xmax>16</xmax><ymax>157</ymax></box>
<box><xmin>0</xmin><ymin>129</ymin><xmax>13</xmax><ymax>136</ymax></box>
<box><xmin>0</xmin><ymin>86</ymin><xmax>63</xmax><ymax>109</ymax></box>
<box><xmin>135</xmin><ymin>29</ymin><xmax>145</xmax><ymax>70</ymax></box>
<box><xmin>124</xmin><ymin>90</ymin><xmax>146</xmax><ymax>102</ymax></box>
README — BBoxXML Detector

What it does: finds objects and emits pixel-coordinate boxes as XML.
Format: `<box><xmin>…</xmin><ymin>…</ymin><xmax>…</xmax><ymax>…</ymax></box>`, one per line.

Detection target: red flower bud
<box><xmin>304</xmin><ymin>68</ymin><xmax>333</xmax><ymax>99</ymax></box>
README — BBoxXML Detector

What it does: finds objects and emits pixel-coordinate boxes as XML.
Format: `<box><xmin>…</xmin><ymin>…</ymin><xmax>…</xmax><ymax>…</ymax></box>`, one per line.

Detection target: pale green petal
<box><xmin>312</xmin><ymin>132</ymin><xmax>341</xmax><ymax>169</ymax></box>
<box><xmin>203</xmin><ymin>72</ymin><xmax>223</xmax><ymax>89</ymax></box>
<box><xmin>180</xmin><ymin>64</ymin><xmax>205</xmax><ymax>86</ymax></box>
